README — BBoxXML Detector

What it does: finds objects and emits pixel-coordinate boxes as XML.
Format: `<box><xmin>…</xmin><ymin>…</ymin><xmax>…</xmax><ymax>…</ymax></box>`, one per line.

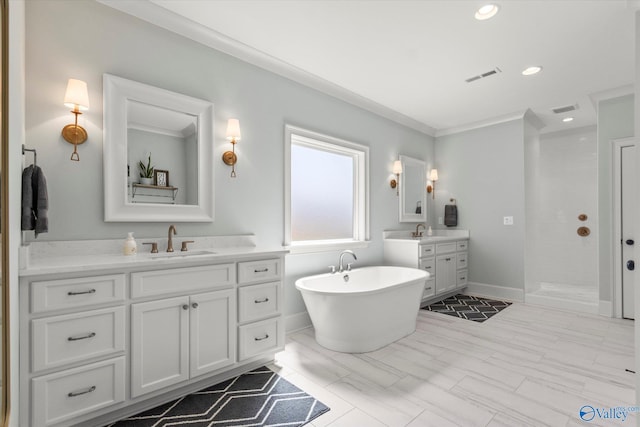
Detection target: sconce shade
<box><xmin>63</xmin><ymin>79</ymin><xmax>90</xmax><ymax>111</ymax></box>
<box><xmin>392</xmin><ymin>160</ymin><xmax>403</xmax><ymax>175</ymax></box>
<box><xmin>430</xmin><ymin>169</ymin><xmax>439</xmax><ymax>181</ymax></box>
<box><xmin>226</xmin><ymin>118</ymin><xmax>241</xmax><ymax>141</ymax></box>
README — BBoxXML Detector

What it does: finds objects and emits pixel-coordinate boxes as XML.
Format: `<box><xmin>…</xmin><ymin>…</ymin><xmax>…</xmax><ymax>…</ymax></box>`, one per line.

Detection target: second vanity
<box><xmin>383</xmin><ymin>229</ymin><xmax>469</xmax><ymax>305</ymax></box>
<box><xmin>19</xmin><ymin>235</ymin><xmax>287</xmax><ymax>427</ymax></box>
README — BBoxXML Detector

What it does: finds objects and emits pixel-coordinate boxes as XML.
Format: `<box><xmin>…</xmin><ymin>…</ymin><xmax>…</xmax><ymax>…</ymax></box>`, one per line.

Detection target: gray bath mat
<box><xmin>108</xmin><ymin>366</ymin><xmax>329</xmax><ymax>426</ymax></box>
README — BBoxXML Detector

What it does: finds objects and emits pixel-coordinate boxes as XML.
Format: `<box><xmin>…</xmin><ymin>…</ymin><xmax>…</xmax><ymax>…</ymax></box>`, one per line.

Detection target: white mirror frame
<box><xmin>398</xmin><ymin>155</ymin><xmax>427</xmax><ymax>223</ymax></box>
<box><xmin>103</xmin><ymin>74</ymin><xmax>214</xmax><ymax>222</ymax></box>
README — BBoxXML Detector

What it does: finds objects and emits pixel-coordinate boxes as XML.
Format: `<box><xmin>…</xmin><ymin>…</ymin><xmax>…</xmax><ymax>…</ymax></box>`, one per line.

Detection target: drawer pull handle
<box><xmin>254</xmin><ymin>268</ymin><xmax>269</xmax><ymax>273</ymax></box>
<box><xmin>425</xmin><ymin>287</ymin><xmax>432</xmax><ymax>290</ymax></box>
<box><xmin>254</xmin><ymin>297</ymin><xmax>270</xmax><ymax>304</ymax></box>
<box><xmin>192</xmin><ymin>302</ymin><xmax>199</xmax><ymax>309</ymax></box>
<box><xmin>67</xmin><ymin>289</ymin><xmax>96</xmax><ymax>296</ymax></box>
<box><xmin>254</xmin><ymin>334</ymin><xmax>270</xmax><ymax>341</ymax></box>
<box><xmin>182</xmin><ymin>304</ymin><xmax>189</xmax><ymax>310</ymax></box>
<box><xmin>445</xmin><ymin>257</ymin><xmax>452</xmax><ymax>261</ymax></box>
<box><xmin>67</xmin><ymin>332</ymin><xmax>96</xmax><ymax>341</ymax></box>
<box><xmin>68</xmin><ymin>385</ymin><xmax>96</xmax><ymax>397</ymax></box>
<box><xmin>460</xmin><ymin>277</ymin><xmax>466</xmax><ymax>280</ymax></box>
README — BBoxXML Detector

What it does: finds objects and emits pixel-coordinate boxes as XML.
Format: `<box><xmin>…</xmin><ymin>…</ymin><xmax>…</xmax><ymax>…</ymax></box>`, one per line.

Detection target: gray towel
<box><xmin>444</xmin><ymin>204</ymin><xmax>457</xmax><ymax>227</ymax></box>
<box><xmin>21</xmin><ymin>165</ymin><xmax>48</xmax><ymax>237</ymax></box>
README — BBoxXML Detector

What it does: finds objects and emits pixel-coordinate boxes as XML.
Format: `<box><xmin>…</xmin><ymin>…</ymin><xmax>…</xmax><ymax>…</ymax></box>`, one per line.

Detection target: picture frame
<box><xmin>154</xmin><ymin>169</ymin><xmax>169</xmax><ymax>187</ymax></box>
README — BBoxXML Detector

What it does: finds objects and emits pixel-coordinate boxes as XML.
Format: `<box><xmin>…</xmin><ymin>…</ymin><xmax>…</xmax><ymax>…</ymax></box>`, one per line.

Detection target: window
<box><xmin>285</xmin><ymin>125</ymin><xmax>369</xmax><ymax>252</ymax></box>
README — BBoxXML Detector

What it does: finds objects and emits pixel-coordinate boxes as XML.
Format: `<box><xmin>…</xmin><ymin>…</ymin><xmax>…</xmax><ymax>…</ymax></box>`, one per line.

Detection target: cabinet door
<box><xmin>435</xmin><ymin>254</ymin><xmax>456</xmax><ymax>294</ymax></box>
<box><xmin>131</xmin><ymin>296</ymin><xmax>189</xmax><ymax>398</ymax></box>
<box><xmin>190</xmin><ymin>289</ymin><xmax>236</xmax><ymax>378</ymax></box>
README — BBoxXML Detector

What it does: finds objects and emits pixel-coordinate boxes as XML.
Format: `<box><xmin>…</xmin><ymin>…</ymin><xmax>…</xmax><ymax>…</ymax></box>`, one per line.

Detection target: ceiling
<box><xmin>106</xmin><ymin>0</ymin><xmax>636</xmax><ymax>135</ymax></box>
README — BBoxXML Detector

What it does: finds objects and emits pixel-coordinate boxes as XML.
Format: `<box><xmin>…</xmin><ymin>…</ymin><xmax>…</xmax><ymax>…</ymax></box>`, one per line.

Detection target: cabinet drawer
<box><xmin>418</xmin><ymin>257</ymin><xmax>435</xmax><ymax>275</ymax></box>
<box><xmin>238</xmin><ymin>282</ymin><xmax>280</xmax><ymax>323</ymax></box>
<box><xmin>436</xmin><ymin>242</ymin><xmax>456</xmax><ymax>254</ymax></box>
<box><xmin>238</xmin><ymin>259</ymin><xmax>281</xmax><ymax>284</ymax></box>
<box><xmin>457</xmin><ymin>270</ymin><xmax>468</xmax><ymax>286</ymax></box>
<box><xmin>456</xmin><ymin>240</ymin><xmax>468</xmax><ymax>251</ymax></box>
<box><xmin>32</xmin><ymin>307</ymin><xmax>125</xmax><ymax>372</ymax></box>
<box><xmin>32</xmin><ymin>356</ymin><xmax>125</xmax><ymax>426</ymax></box>
<box><xmin>238</xmin><ymin>317</ymin><xmax>283</xmax><ymax>361</ymax></box>
<box><xmin>457</xmin><ymin>253</ymin><xmax>468</xmax><ymax>269</ymax></box>
<box><xmin>422</xmin><ymin>279</ymin><xmax>436</xmax><ymax>299</ymax></box>
<box><xmin>31</xmin><ymin>274</ymin><xmax>125</xmax><ymax>314</ymax></box>
<box><xmin>131</xmin><ymin>264</ymin><xmax>235</xmax><ymax>298</ymax></box>
<box><xmin>419</xmin><ymin>244</ymin><xmax>435</xmax><ymax>257</ymax></box>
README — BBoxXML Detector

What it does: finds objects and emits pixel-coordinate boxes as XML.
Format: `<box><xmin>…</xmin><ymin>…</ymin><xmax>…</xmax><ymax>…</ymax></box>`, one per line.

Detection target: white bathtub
<box><xmin>295</xmin><ymin>266</ymin><xmax>428</xmax><ymax>353</ymax></box>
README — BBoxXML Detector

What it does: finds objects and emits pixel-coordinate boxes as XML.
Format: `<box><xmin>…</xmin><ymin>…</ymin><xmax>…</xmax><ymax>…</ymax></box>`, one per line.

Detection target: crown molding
<box><xmin>434</xmin><ymin>110</ymin><xmax>528</xmax><ymax>137</ymax></box>
<box><xmin>97</xmin><ymin>0</ymin><xmax>436</xmax><ymax>137</ymax></box>
<box><xmin>588</xmin><ymin>84</ymin><xmax>634</xmax><ymax>112</ymax></box>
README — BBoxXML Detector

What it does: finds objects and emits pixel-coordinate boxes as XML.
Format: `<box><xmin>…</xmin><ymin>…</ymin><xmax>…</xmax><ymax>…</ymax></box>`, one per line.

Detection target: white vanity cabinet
<box><xmin>384</xmin><ymin>233</ymin><xmax>469</xmax><ymax>305</ymax></box>
<box><xmin>24</xmin><ymin>274</ymin><xmax>128</xmax><ymax>426</ymax></box>
<box><xmin>20</xmin><ymin>249</ymin><xmax>286</xmax><ymax>427</ymax></box>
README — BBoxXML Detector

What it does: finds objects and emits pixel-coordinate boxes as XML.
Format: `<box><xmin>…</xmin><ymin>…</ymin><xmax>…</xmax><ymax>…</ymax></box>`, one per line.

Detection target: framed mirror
<box><xmin>399</xmin><ymin>155</ymin><xmax>427</xmax><ymax>223</ymax></box>
<box><xmin>103</xmin><ymin>74</ymin><xmax>214</xmax><ymax>222</ymax></box>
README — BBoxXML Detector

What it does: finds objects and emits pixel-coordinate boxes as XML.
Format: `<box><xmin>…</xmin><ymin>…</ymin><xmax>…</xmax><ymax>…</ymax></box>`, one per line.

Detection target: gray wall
<box><xmin>434</xmin><ymin>119</ymin><xmax>526</xmax><ymax>291</ymax></box>
<box><xmin>24</xmin><ymin>0</ymin><xmax>435</xmax><ymax>316</ymax></box>
<box><xmin>597</xmin><ymin>94</ymin><xmax>634</xmax><ymax>302</ymax></box>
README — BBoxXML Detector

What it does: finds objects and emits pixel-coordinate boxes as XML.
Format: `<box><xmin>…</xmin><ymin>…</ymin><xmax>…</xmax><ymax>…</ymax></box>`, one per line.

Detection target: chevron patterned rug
<box><xmin>423</xmin><ymin>294</ymin><xmax>512</xmax><ymax>323</ymax></box>
<box><xmin>109</xmin><ymin>367</ymin><xmax>329</xmax><ymax>426</ymax></box>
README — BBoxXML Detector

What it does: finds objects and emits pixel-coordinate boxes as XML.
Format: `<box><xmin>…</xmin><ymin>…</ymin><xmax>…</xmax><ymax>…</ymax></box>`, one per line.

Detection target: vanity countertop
<box><xmin>19</xmin><ymin>235</ymin><xmax>288</xmax><ymax>277</ymax></box>
<box><xmin>383</xmin><ymin>229</ymin><xmax>469</xmax><ymax>244</ymax></box>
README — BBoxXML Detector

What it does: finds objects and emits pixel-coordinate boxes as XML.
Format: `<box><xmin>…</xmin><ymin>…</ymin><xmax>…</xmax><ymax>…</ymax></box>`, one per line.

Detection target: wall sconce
<box><xmin>222</xmin><ymin>118</ymin><xmax>241</xmax><ymax>178</ymax></box>
<box><xmin>427</xmin><ymin>168</ymin><xmax>438</xmax><ymax>199</ymax></box>
<box><xmin>62</xmin><ymin>78</ymin><xmax>90</xmax><ymax>161</ymax></box>
<box><xmin>390</xmin><ymin>160</ymin><xmax>402</xmax><ymax>196</ymax></box>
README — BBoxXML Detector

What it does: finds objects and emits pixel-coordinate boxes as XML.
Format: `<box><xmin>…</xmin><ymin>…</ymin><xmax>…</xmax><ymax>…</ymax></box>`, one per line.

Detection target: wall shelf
<box><xmin>130</xmin><ymin>184</ymin><xmax>179</xmax><ymax>204</ymax></box>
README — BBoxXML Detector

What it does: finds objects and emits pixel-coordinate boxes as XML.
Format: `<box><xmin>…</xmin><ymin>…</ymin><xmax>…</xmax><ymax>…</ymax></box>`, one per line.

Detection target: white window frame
<box><xmin>284</xmin><ymin>125</ymin><xmax>370</xmax><ymax>253</ymax></box>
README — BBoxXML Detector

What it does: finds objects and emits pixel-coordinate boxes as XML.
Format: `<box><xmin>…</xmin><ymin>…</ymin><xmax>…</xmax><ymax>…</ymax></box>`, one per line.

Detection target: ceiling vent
<box><xmin>552</xmin><ymin>104</ymin><xmax>579</xmax><ymax>114</ymax></box>
<box><xmin>465</xmin><ymin>67</ymin><xmax>502</xmax><ymax>83</ymax></box>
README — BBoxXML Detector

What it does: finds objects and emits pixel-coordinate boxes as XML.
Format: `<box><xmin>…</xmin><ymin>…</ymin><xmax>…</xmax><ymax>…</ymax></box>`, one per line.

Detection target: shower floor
<box><xmin>525</xmin><ymin>282</ymin><xmax>598</xmax><ymax>314</ymax></box>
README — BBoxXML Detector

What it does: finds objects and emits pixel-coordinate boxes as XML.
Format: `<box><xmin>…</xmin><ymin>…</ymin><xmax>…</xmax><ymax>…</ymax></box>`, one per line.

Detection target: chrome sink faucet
<box><xmin>167</xmin><ymin>225</ymin><xmax>177</xmax><ymax>252</ymax></box>
<box><xmin>338</xmin><ymin>250</ymin><xmax>357</xmax><ymax>273</ymax></box>
<box><xmin>412</xmin><ymin>223</ymin><xmax>425</xmax><ymax>238</ymax></box>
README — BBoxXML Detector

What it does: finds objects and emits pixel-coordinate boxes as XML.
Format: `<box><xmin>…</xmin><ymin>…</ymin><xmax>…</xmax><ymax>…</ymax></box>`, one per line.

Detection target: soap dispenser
<box><xmin>427</xmin><ymin>226</ymin><xmax>433</xmax><ymax>236</ymax></box>
<box><xmin>123</xmin><ymin>232</ymin><xmax>137</xmax><ymax>255</ymax></box>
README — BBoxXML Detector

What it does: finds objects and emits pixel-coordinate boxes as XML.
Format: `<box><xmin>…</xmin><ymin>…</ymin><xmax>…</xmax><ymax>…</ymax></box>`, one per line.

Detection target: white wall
<box><xmin>598</xmin><ymin>94</ymin><xmax>634</xmax><ymax>302</ymax></box>
<box><xmin>434</xmin><ymin>119</ymin><xmax>526</xmax><ymax>294</ymax></box>
<box><xmin>527</xmin><ymin>126</ymin><xmax>598</xmax><ymax>291</ymax></box>
<box><xmin>8</xmin><ymin>1</ymin><xmax>25</xmax><ymax>425</ymax></box>
<box><xmin>23</xmin><ymin>1</ymin><xmax>435</xmax><ymax>317</ymax></box>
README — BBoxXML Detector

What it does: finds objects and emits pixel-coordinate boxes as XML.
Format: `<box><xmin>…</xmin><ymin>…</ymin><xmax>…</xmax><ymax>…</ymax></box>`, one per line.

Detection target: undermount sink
<box><xmin>149</xmin><ymin>250</ymin><xmax>216</xmax><ymax>260</ymax></box>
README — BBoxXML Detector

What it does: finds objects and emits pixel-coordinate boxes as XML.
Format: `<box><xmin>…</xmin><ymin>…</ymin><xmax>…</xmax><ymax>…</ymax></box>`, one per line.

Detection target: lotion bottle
<box><xmin>123</xmin><ymin>232</ymin><xmax>137</xmax><ymax>255</ymax></box>
<box><xmin>427</xmin><ymin>226</ymin><xmax>433</xmax><ymax>236</ymax></box>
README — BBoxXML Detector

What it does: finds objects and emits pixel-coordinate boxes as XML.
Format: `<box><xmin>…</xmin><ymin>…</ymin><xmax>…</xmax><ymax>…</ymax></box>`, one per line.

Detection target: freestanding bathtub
<box><xmin>295</xmin><ymin>266</ymin><xmax>428</xmax><ymax>353</ymax></box>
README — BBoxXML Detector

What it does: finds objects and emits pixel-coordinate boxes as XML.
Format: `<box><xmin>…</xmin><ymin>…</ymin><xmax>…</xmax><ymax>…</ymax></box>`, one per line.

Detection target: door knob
<box><xmin>626</xmin><ymin>239</ymin><xmax>635</xmax><ymax>246</ymax></box>
<box><xmin>627</xmin><ymin>260</ymin><xmax>635</xmax><ymax>271</ymax></box>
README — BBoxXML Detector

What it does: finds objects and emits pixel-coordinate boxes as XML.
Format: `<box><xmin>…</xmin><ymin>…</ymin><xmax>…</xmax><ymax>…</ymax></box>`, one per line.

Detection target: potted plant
<box><xmin>138</xmin><ymin>153</ymin><xmax>155</xmax><ymax>185</ymax></box>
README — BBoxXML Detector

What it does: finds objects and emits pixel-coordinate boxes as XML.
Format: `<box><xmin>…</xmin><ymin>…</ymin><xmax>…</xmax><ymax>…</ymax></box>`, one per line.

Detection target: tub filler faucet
<box><xmin>338</xmin><ymin>250</ymin><xmax>357</xmax><ymax>273</ymax></box>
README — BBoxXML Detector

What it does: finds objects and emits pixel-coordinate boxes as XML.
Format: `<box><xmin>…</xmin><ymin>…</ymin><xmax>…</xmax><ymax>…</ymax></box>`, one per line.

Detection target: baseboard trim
<box><xmin>463</xmin><ymin>282</ymin><xmax>524</xmax><ymax>302</ymax></box>
<box><xmin>599</xmin><ymin>300</ymin><xmax>613</xmax><ymax>317</ymax></box>
<box><xmin>285</xmin><ymin>311</ymin><xmax>311</xmax><ymax>334</ymax></box>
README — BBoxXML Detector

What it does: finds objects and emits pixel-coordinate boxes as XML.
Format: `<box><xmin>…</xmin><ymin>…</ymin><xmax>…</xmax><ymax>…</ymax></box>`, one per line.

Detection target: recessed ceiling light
<box><xmin>522</xmin><ymin>66</ymin><xmax>543</xmax><ymax>76</ymax></box>
<box><xmin>475</xmin><ymin>4</ymin><xmax>500</xmax><ymax>20</ymax></box>
<box><xmin>562</xmin><ymin>117</ymin><xmax>574</xmax><ymax>123</ymax></box>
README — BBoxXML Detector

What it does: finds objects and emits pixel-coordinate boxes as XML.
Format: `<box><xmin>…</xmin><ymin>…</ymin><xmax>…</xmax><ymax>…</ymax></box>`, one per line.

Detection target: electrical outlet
<box><xmin>438</xmin><ymin>217</ymin><xmax>443</xmax><ymax>225</ymax></box>
<box><xmin>503</xmin><ymin>216</ymin><xmax>514</xmax><ymax>226</ymax></box>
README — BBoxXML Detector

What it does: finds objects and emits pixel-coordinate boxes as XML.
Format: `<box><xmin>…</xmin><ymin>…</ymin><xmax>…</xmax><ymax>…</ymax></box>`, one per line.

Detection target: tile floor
<box><xmin>269</xmin><ymin>302</ymin><xmax>635</xmax><ymax>427</ymax></box>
